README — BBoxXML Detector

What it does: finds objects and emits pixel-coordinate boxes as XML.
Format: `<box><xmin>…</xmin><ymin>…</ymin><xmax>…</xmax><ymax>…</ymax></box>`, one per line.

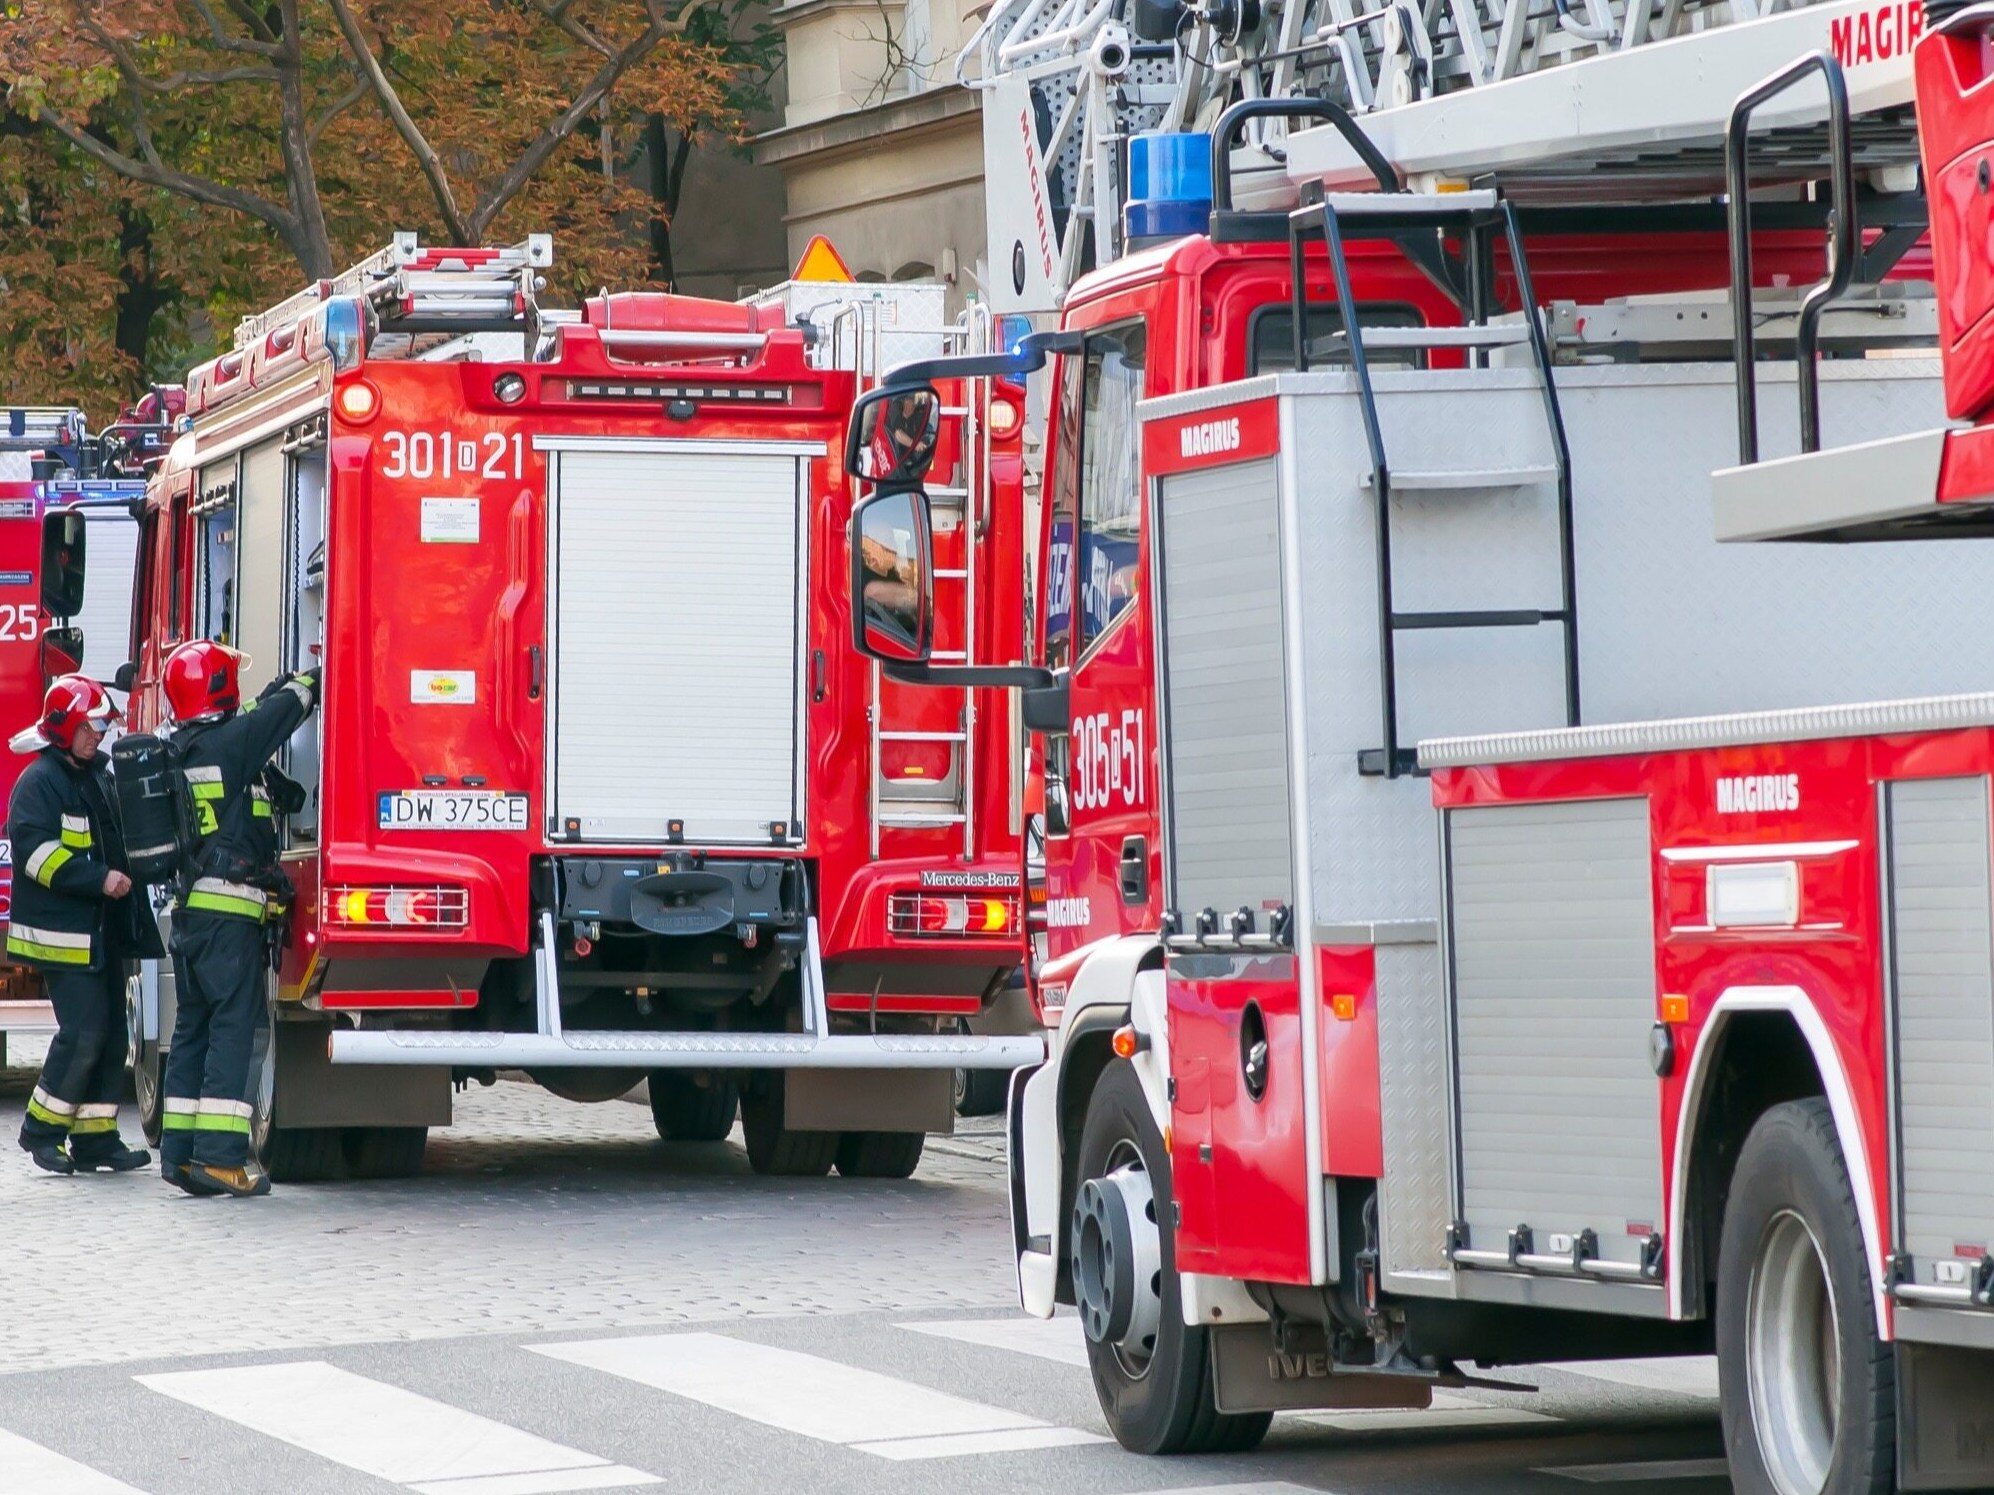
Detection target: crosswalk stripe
<box><xmin>897</xmin><ymin>1314</ymin><xmax>1090</xmax><ymax>1367</ymax></box>
<box><xmin>0</xmin><ymin>1427</ymin><xmax>148</xmax><ymax>1494</ymax></box>
<box><xmin>530</xmin><ymin>1332</ymin><xmax>1105</xmax><ymax>1459</ymax></box>
<box><xmin>135</xmin><ymin>1361</ymin><xmax>659</xmax><ymax>1494</ymax></box>
<box><xmin>1536</xmin><ymin>1358</ymin><xmax>1720</xmax><ymax>1399</ymax></box>
<box><xmin>1539</xmin><ymin>1457</ymin><xmax>1730</xmax><ymax>1483</ymax></box>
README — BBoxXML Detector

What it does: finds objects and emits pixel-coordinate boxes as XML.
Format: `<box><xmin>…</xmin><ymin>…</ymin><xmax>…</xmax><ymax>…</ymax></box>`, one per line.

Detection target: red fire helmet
<box><xmin>162</xmin><ymin>639</ymin><xmax>246</xmax><ymax>724</ymax></box>
<box><xmin>16</xmin><ymin>675</ymin><xmax>117</xmax><ymax>755</ymax></box>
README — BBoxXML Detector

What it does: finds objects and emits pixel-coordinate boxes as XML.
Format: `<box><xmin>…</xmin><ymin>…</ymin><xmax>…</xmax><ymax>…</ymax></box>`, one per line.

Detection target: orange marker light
<box><xmin>1330</xmin><ymin>992</ymin><xmax>1358</xmax><ymax>1021</ymax></box>
<box><xmin>1111</xmin><ymin>1024</ymin><xmax>1145</xmax><ymax>1059</ymax></box>
<box><xmin>1661</xmin><ymin>993</ymin><xmax>1690</xmax><ymax>1024</ymax></box>
<box><xmin>334</xmin><ymin>380</ymin><xmax>381</xmax><ymax>423</ymax></box>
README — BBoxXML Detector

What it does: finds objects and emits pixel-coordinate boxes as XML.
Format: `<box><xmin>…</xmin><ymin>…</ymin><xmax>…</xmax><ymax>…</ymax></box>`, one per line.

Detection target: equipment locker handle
<box><xmin>1119</xmin><ymin>836</ymin><xmax>1148</xmax><ymax>905</ymax></box>
<box><xmin>528</xmin><ymin>643</ymin><xmax>544</xmax><ymax>701</ymax></box>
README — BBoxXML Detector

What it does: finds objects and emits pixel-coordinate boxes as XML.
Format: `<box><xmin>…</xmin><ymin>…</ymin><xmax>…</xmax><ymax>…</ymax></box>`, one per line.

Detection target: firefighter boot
<box><xmin>188</xmin><ymin>1163</ymin><xmax>271</xmax><ymax>1199</ymax></box>
<box><xmin>71</xmin><ymin>1139</ymin><xmax>151</xmax><ymax>1173</ymax></box>
<box><xmin>164</xmin><ymin>1162</ymin><xmax>220</xmax><ymax>1197</ymax></box>
<box><xmin>19</xmin><ymin>1139</ymin><xmax>73</xmax><ymax>1175</ymax></box>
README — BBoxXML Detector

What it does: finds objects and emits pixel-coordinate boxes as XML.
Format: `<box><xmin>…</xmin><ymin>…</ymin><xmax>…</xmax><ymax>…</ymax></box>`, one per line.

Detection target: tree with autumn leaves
<box><xmin>0</xmin><ymin>0</ymin><xmax>778</xmax><ymax>409</ymax></box>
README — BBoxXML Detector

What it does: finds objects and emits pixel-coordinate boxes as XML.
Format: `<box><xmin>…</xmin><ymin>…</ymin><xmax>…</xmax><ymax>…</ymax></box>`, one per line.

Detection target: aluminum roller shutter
<box><xmin>550</xmin><ymin>447</ymin><xmax>804</xmax><ymax>845</ymax></box>
<box><xmin>1156</xmin><ymin>457</ymin><xmax>1294</xmax><ymax>923</ymax></box>
<box><xmin>1446</xmin><ymin>797</ymin><xmax>1662</xmax><ymax>1269</ymax></box>
<box><xmin>1888</xmin><ymin>776</ymin><xmax>1994</xmax><ymax>1288</ymax></box>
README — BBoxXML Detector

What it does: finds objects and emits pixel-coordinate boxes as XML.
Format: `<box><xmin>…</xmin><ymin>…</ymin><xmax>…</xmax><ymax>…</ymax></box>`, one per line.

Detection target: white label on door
<box><xmin>411</xmin><ymin>670</ymin><xmax>476</xmax><ymax>705</ymax></box>
<box><xmin>420</xmin><ymin>496</ymin><xmax>480</xmax><ymax>544</ymax></box>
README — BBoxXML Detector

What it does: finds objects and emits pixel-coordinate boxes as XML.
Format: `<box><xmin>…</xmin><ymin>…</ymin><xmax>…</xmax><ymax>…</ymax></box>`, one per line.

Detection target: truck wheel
<box><xmin>251</xmin><ymin>983</ymin><xmax>344</xmax><ymax>1183</ymax></box>
<box><xmin>126</xmin><ymin>969</ymin><xmax>164</xmax><ymax>1146</ymax></box>
<box><xmin>954</xmin><ymin>1066</ymin><xmax>1007</xmax><ymax>1117</ymax></box>
<box><xmin>649</xmin><ymin>1074</ymin><xmax>739</xmax><ymax>1142</ymax></box>
<box><xmin>345</xmin><ymin>1126</ymin><xmax>428</xmax><ymax>1180</ymax></box>
<box><xmin>835</xmin><ymin>1131</ymin><xmax>925</xmax><ymax>1178</ymax></box>
<box><xmin>740</xmin><ymin>1084</ymin><xmax>837</xmax><ymax>1177</ymax></box>
<box><xmin>262</xmin><ymin>1126</ymin><xmax>345</xmax><ymax>1183</ymax></box>
<box><xmin>1074</xmin><ymin>1059</ymin><xmax>1271</xmax><ymax>1455</ymax></box>
<box><xmin>1717</xmin><ymin>1098</ymin><xmax>1893</xmax><ymax>1495</ymax></box>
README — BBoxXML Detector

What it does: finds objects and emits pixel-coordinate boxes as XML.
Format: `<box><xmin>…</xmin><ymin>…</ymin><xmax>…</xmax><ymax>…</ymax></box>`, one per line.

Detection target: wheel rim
<box><xmin>1745</xmin><ymin>1209</ymin><xmax>1840</xmax><ymax>1495</ymax></box>
<box><xmin>1072</xmin><ymin>1139</ymin><xmax>1165</xmax><ymax>1378</ymax></box>
<box><xmin>126</xmin><ymin>972</ymin><xmax>159</xmax><ymax>1120</ymax></box>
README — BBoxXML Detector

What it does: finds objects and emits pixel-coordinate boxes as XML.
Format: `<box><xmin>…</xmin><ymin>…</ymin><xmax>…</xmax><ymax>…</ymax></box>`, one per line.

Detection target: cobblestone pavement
<box><xmin>0</xmin><ymin>1046</ymin><xmax>1016</xmax><ymax>1375</ymax></box>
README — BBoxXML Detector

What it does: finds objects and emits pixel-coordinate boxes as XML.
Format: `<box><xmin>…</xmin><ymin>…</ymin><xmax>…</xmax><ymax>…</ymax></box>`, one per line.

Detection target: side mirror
<box><xmin>39</xmin><ymin>507</ymin><xmax>86</xmax><ymax>621</ymax></box>
<box><xmin>1021</xmin><ymin>675</ymin><xmax>1070</xmax><ymax>734</ymax></box>
<box><xmin>112</xmin><ymin>661</ymin><xmax>137</xmax><ymax>693</ymax></box>
<box><xmin>38</xmin><ymin>626</ymin><xmax>83</xmax><ymax>684</ymax></box>
<box><xmin>850</xmin><ymin>488</ymin><xmax>934</xmax><ymax>665</ymax></box>
<box><xmin>846</xmin><ymin>386</ymin><xmax>942</xmax><ymax>487</ymax></box>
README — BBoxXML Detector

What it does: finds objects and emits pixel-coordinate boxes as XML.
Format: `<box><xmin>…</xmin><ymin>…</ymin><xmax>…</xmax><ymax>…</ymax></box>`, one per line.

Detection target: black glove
<box><xmin>261</xmin><ymin>763</ymin><xmax>307</xmax><ymax>816</ymax></box>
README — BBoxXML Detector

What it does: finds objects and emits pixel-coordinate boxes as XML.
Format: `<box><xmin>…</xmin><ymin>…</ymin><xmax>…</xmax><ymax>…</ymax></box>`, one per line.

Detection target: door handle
<box><xmin>1119</xmin><ymin>836</ymin><xmax>1148</xmax><ymax>905</ymax></box>
<box><xmin>527</xmin><ymin>644</ymin><xmax>544</xmax><ymax>701</ymax></box>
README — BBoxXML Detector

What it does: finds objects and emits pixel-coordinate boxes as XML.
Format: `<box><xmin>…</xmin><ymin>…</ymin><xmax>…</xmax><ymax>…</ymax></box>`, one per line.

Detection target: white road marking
<box><xmin>530</xmin><ymin>1332</ymin><xmax>1105</xmax><ymax>1459</ymax></box>
<box><xmin>1537</xmin><ymin>1358</ymin><xmax>1721</xmax><ymax>1399</ymax></box>
<box><xmin>0</xmin><ymin>1427</ymin><xmax>148</xmax><ymax>1494</ymax></box>
<box><xmin>1540</xmin><ymin>1456</ymin><xmax>1730</xmax><ymax>1482</ymax></box>
<box><xmin>897</xmin><ymin>1314</ymin><xmax>1091</xmax><ymax>1367</ymax></box>
<box><xmin>135</xmin><ymin>1360</ymin><xmax>658</xmax><ymax>1495</ymax></box>
<box><xmin>1294</xmin><ymin>1389</ymin><xmax>1558</xmax><ymax>1433</ymax></box>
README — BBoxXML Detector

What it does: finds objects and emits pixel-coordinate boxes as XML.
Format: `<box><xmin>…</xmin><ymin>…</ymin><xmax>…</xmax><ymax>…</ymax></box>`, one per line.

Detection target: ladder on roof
<box><xmin>0</xmin><ymin>407</ymin><xmax>86</xmax><ymax>454</ymax></box>
<box><xmin>233</xmin><ymin>232</ymin><xmax>554</xmax><ymax>352</ymax></box>
<box><xmin>849</xmin><ymin>301</ymin><xmax>1001</xmax><ymax>859</ymax></box>
<box><xmin>964</xmin><ymin>0</ymin><xmax>1916</xmax><ymax>309</ymax></box>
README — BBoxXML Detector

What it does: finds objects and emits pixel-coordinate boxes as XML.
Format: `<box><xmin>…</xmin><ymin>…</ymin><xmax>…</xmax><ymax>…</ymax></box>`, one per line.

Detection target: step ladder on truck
<box><xmin>840</xmin><ymin>0</ymin><xmax>1994</xmax><ymax>1486</ymax></box>
<box><xmin>78</xmin><ymin>232</ymin><xmax>1040</xmax><ymax>1186</ymax></box>
<box><xmin>0</xmin><ymin>406</ymin><xmax>167</xmax><ymax>1063</ymax></box>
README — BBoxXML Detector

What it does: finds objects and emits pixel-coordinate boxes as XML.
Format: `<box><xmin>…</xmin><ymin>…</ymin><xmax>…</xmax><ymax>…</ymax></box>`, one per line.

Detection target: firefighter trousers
<box><xmin>20</xmin><ymin>962</ymin><xmax>133</xmax><ymax>1162</ymax></box>
<box><xmin>161</xmin><ymin>910</ymin><xmax>267</xmax><ymax>1170</ymax></box>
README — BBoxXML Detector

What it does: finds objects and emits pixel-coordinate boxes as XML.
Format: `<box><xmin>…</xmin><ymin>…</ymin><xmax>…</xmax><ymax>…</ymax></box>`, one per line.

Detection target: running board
<box><xmin>329</xmin><ymin>1029</ymin><xmax>1046</xmax><ymax>1070</ymax></box>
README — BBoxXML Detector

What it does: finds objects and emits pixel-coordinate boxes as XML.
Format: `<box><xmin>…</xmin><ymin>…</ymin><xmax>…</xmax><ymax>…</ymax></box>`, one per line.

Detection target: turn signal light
<box><xmin>1329</xmin><ymin>992</ymin><xmax>1358</xmax><ymax>1021</ymax></box>
<box><xmin>1111</xmin><ymin>1023</ymin><xmax>1147</xmax><ymax>1059</ymax></box>
<box><xmin>887</xmin><ymin>891</ymin><xmax>1020</xmax><ymax>938</ymax></box>
<box><xmin>323</xmin><ymin>885</ymin><xmax>468</xmax><ymax>929</ymax></box>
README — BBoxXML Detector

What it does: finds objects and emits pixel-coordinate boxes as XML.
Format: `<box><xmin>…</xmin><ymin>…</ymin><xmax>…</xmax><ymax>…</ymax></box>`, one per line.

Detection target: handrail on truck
<box><xmin>1725</xmin><ymin>51</ymin><xmax>1858</xmax><ymax>465</ymax></box>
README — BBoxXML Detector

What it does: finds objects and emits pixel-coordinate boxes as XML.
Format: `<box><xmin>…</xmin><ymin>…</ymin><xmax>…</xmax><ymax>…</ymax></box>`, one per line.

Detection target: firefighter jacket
<box><xmin>6</xmin><ymin>747</ymin><xmax>160</xmax><ymax>970</ymax></box>
<box><xmin>175</xmin><ymin>671</ymin><xmax>318</xmax><ymax>923</ymax></box>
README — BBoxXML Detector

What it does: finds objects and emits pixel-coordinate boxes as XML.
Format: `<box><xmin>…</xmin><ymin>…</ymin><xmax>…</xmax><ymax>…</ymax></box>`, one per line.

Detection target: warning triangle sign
<box><xmin>791</xmin><ymin>235</ymin><xmax>856</xmax><ymax>284</ymax></box>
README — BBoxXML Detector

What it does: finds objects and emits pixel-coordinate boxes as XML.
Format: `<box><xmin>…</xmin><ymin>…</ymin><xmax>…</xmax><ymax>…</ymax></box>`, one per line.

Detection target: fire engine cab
<box><xmin>856</xmin><ymin>0</ymin><xmax>1994</xmax><ymax>1485</ymax></box>
<box><xmin>98</xmin><ymin>233</ymin><xmax>1040</xmax><ymax>1185</ymax></box>
<box><xmin>0</xmin><ymin>405</ymin><xmax>163</xmax><ymax>1061</ymax></box>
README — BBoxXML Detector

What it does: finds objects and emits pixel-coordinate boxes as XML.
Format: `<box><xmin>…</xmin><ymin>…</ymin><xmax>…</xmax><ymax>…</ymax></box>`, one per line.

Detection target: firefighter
<box><xmin>9</xmin><ymin>675</ymin><xmax>159</xmax><ymax>1175</ymax></box>
<box><xmin>157</xmin><ymin>639</ymin><xmax>318</xmax><ymax>1199</ymax></box>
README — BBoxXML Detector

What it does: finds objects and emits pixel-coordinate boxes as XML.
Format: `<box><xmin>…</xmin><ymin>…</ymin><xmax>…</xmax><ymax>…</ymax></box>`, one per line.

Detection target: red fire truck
<box><xmin>0</xmin><ymin>406</ymin><xmax>164</xmax><ymax>1061</ymax></box>
<box><xmin>853</xmin><ymin>0</ymin><xmax>1994</xmax><ymax>1486</ymax></box>
<box><xmin>86</xmin><ymin>233</ymin><xmax>1040</xmax><ymax>1184</ymax></box>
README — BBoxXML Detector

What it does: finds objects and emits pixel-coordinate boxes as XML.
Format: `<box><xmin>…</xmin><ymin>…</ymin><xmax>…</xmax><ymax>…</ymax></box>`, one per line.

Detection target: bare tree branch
<box><xmin>532</xmin><ymin>0</ymin><xmax>617</xmax><ymax>58</ymax></box>
<box><xmin>467</xmin><ymin>0</ymin><xmax>713</xmax><ymax>239</ymax></box>
<box><xmin>223</xmin><ymin>0</ymin><xmax>281</xmax><ymax>45</ymax></box>
<box><xmin>309</xmin><ymin>73</ymin><xmax>370</xmax><ymax>144</ymax></box>
<box><xmin>274</xmin><ymin>0</ymin><xmax>333</xmax><ymax>275</ymax></box>
<box><xmin>183</xmin><ymin>0</ymin><xmax>285</xmax><ymax>56</ymax></box>
<box><xmin>29</xmin><ymin>101</ymin><xmax>297</xmax><ymax>237</ymax></box>
<box><xmin>324</xmin><ymin>0</ymin><xmax>471</xmax><ymax>241</ymax></box>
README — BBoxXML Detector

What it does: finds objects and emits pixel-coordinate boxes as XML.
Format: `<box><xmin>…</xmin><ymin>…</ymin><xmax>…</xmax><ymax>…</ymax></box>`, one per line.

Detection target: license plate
<box><xmin>378</xmin><ymin>790</ymin><xmax>529</xmax><ymax>831</ymax></box>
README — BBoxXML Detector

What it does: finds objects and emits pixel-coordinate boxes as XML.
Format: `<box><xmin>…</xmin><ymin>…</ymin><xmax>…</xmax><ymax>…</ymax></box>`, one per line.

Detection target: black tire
<box><xmin>740</xmin><ymin>1083</ymin><xmax>837</xmax><ymax>1177</ymax></box>
<box><xmin>344</xmin><ymin>1126</ymin><xmax>429</xmax><ymax>1180</ymax></box>
<box><xmin>835</xmin><ymin>1130</ymin><xmax>925</xmax><ymax>1178</ymax></box>
<box><xmin>1717</xmin><ymin>1097</ymin><xmax>1892</xmax><ymax>1495</ymax></box>
<box><xmin>127</xmin><ymin>972</ymin><xmax>164</xmax><ymax>1146</ymax></box>
<box><xmin>263</xmin><ymin>1126</ymin><xmax>346</xmax><ymax>1183</ymax></box>
<box><xmin>1076</xmin><ymin>1060</ymin><xmax>1272</xmax><ymax>1455</ymax></box>
<box><xmin>649</xmin><ymin>1074</ymin><xmax>739</xmax><ymax>1142</ymax></box>
<box><xmin>954</xmin><ymin>1066</ymin><xmax>1007</xmax><ymax>1117</ymax></box>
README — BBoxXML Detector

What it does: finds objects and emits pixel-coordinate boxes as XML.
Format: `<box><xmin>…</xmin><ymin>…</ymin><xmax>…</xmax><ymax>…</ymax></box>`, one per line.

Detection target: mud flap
<box><xmin>1209</xmin><ymin>1323</ymin><xmax>1432</xmax><ymax>1415</ymax></box>
<box><xmin>1898</xmin><ymin>1340</ymin><xmax>1994</xmax><ymax>1490</ymax></box>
